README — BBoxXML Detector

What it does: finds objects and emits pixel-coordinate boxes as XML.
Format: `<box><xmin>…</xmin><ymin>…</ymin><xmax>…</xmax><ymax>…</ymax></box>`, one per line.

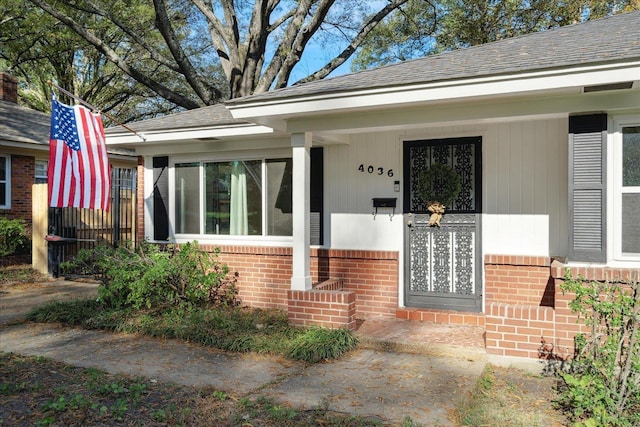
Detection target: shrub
<box><xmin>558</xmin><ymin>271</ymin><xmax>640</xmax><ymax>426</ymax></box>
<box><xmin>286</xmin><ymin>327</ymin><xmax>358</xmax><ymax>363</ymax></box>
<box><xmin>61</xmin><ymin>241</ymin><xmax>237</xmax><ymax>309</ymax></box>
<box><xmin>0</xmin><ymin>217</ymin><xmax>31</xmax><ymax>256</ymax></box>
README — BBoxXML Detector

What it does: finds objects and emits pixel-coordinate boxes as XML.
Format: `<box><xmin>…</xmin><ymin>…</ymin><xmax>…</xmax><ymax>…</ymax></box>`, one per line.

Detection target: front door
<box><xmin>403</xmin><ymin>137</ymin><xmax>482</xmax><ymax>312</ymax></box>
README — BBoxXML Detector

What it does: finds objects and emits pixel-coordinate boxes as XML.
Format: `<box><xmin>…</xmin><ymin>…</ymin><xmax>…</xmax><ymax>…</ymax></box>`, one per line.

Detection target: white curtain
<box><xmin>230</xmin><ymin>161</ymin><xmax>248</xmax><ymax>235</ymax></box>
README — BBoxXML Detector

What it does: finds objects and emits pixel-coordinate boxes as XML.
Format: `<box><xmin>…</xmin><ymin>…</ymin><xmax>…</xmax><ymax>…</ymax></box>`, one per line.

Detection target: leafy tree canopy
<box><xmin>2</xmin><ymin>0</ymin><xmax>417</xmax><ymax>122</ymax></box>
<box><xmin>352</xmin><ymin>0</ymin><xmax>640</xmax><ymax>71</ymax></box>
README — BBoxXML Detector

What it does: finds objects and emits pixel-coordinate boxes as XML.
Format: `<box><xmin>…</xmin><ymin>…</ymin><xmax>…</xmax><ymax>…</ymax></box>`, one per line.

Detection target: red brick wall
<box><xmin>0</xmin><ymin>73</ymin><xmax>18</xmax><ymax>103</ymax></box>
<box><xmin>484</xmin><ymin>255</ymin><xmax>554</xmax><ymax>307</ymax></box>
<box><xmin>311</xmin><ymin>249</ymin><xmax>399</xmax><ymax>319</ymax></box>
<box><xmin>208</xmin><ymin>245</ymin><xmax>292</xmax><ymax>310</ymax></box>
<box><xmin>485</xmin><ymin>255</ymin><xmax>558</xmax><ymax>358</ymax></box>
<box><xmin>288</xmin><ymin>289</ymin><xmax>357</xmax><ymax>329</ymax></box>
<box><xmin>1</xmin><ymin>155</ymin><xmax>34</xmax><ymax>225</ymax></box>
<box><xmin>198</xmin><ymin>245</ymin><xmax>399</xmax><ymax>321</ymax></box>
<box><xmin>485</xmin><ymin>255</ymin><xmax>638</xmax><ymax>360</ymax></box>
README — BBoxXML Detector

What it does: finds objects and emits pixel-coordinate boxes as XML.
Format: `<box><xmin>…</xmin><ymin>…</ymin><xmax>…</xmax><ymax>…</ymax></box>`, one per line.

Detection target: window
<box><xmin>619</xmin><ymin>126</ymin><xmax>640</xmax><ymax>256</ymax></box>
<box><xmin>35</xmin><ymin>159</ymin><xmax>48</xmax><ymax>184</ymax></box>
<box><xmin>0</xmin><ymin>155</ymin><xmax>9</xmax><ymax>208</ymax></box>
<box><xmin>174</xmin><ymin>158</ymin><xmax>292</xmax><ymax>236</ymax></box>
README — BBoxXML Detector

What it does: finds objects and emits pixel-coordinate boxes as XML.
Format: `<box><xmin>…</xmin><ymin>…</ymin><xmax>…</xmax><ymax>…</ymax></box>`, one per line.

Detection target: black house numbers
<box><xmin>358</xmin><ymin>164</ymin><xmax>394</xmax><ymax>177</ymax></box>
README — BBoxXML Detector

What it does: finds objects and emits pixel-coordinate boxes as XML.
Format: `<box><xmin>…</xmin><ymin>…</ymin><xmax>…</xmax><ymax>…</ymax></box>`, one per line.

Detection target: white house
<box><xmin>107</xmin><ymin>11</ymin><xmax>640</xmax><ymax>360</ymax></box>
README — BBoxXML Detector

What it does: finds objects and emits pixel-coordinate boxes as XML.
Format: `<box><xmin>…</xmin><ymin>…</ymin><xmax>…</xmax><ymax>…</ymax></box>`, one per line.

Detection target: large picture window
<box><xmin>0</xmin><ymin>155</ymin><xmax>9</xmax><ymax>208</ymax></box>
<box><xmin>174</xmin><ymin>158</ymin><xmax>292</xmax><ymax>236</ymax></box>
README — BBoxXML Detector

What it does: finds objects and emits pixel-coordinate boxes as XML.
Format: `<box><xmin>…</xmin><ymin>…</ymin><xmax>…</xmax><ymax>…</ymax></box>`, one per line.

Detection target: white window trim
<box><xmin>610</xmin><ymin>114</ymin><xmax>640</xmax><ymax>263</ymax></box>
<box><xmin>0</xmin><ymin>154</ymin><xmax>10</xmax><ymax>209</ymax></box>
<box><xmin>168</xmin><ymin>149</ymin><xmax>294</xmax><ymax>246</ymax></box>
<box><xmin>35</xmin><ymin>159</ymin><xmax>48</xmax><ymax>184</ymax></box>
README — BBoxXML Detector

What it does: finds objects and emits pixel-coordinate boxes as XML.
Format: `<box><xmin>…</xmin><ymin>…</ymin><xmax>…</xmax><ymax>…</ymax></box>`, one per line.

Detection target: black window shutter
<box><xmin>152</xmin><ymin>156</ymin><xmax>169</xmax><ymax>241</ymax></box>
<box><xmin>568</xmin><ymin>114</ymin><xmax>607</xmax><ymax>262</ymax></box>
<box><xmin>310</xmin><ymin>147</ymin><xmax>323</xmax><ymax>245</ymax></box>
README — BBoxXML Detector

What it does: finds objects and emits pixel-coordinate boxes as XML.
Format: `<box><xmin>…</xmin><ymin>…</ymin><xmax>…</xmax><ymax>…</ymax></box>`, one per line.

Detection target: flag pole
<box><xmin>47</xmin><ymin>80</ymin><xmax>147</xmax><ymax>142</ymax></box>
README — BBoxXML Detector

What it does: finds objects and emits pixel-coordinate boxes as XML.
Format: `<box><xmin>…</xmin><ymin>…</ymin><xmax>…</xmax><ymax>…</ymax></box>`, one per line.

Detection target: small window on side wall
<box><xmin>0</xmin><ymin>155</ymin><xmax>9</xmax><ymax>208</ymax></box>
<box><xmin>35</xmin><ymin>159</ymin><xmax>48</xmax><ymax>184</ymax></box>
<box><xmin>620</xmin><ymin>126</ymin><xmax>640</xmax><ymax>256</ymax></box>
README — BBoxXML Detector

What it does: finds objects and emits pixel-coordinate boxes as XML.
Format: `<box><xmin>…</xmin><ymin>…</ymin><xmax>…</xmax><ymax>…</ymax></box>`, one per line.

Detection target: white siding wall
<box><xmin>324</xmin><ymin>131</ymin><xmax>404</xmax><ymax>250</ymax></box>
<box><xmin>323</xmin><ymin>118</ymin><xmax>569</xmax><ymax>257</ymax></box>
<box><xmin>483</xmin><ymin>119</ymin><xmax>568</xmax><ymax>257</ymax></box>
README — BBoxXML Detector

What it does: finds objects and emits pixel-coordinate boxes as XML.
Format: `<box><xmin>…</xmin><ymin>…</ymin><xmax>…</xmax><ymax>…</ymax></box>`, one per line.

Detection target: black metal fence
<box><xmin>47</xmin><ymin>168</ymin><xmax>137</xmax><ymax>277</ymax></box>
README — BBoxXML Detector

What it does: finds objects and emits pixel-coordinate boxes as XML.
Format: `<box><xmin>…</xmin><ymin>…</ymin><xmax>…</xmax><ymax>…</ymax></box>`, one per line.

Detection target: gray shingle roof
<box><xmin>105</xmin><ymin>103</ymin><xmax>248</xmax><ymax>134</ymax></box>
<box><xmin>228</xmin><ymin>10</ymin><xmax>640</xmax><ymax>105</ymax></box>
<box><xmin>0</xmin><ymin>100</ymin><xmax>50</xmax><ymax>146</ymax></box>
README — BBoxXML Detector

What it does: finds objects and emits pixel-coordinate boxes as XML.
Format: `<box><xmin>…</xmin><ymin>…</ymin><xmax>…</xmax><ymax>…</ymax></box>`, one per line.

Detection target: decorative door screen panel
<box><xmin>405</xmin><ymin>141</ymin><xmax>480</xmax><ymax>213</ymax></box>
<box><xmin>404</xmin><ymin>137</ymin><xmax>482</xmax><ymax>312</ymax></box>
<box><xmin>409</xmin><ymin>214</ymin><xmax>476</xmax><ymax>293</ymax></box>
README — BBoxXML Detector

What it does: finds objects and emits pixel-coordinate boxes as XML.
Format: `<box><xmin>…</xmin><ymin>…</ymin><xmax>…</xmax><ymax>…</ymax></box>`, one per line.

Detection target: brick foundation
<box><xmin>169</xmin><ymin>240</ymin><xmax>639</xmax><ymax>360</ymax></box>
<box><xmin>485</xmin><ymin>255</ymin><xmax>638</xmax><ymax>360</ymax></box>
<box><xmin>199</xmin><ymin>244</ymin><xmax>398</xmax><ymax>324</ymax></box>
<box><xmin>312</xmin><ymin>249</ymin><xmax>398</xmax><ymax>319</ymax></box>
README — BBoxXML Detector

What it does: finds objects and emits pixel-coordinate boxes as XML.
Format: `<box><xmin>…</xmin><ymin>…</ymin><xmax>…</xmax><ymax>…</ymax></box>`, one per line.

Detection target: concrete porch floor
<box><xmin>354</xmin><ymin>316</ymin><xmax>487</xmax><ymax>361</ymax></box>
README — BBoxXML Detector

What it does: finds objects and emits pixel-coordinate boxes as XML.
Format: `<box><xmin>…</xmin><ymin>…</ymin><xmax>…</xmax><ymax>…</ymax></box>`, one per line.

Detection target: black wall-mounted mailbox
<box><xmin>372</xmin><ymin>198</ymin><xmax>397</xmax><ymax>208</ymax></box>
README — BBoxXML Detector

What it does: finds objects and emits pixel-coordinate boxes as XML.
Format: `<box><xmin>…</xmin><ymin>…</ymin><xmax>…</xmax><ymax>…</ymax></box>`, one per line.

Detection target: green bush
<box><xmin>558</xmin><ymin>271</ymin><xmax>640</xmax><ymax>426</ymax></box>
<box><xmin>286</xmin><ymin>327</ymin><xmax>359</xmax><ymax>363</ymax></box>
<box><xmin>61</xmin><ymin>241</ymin><xmax>236</xmax><ymax>309</ymax></box>
<box><xmin>0</xmin><ymin>217</ymin><xmax>31</xmax><ymax>256</ymax></box>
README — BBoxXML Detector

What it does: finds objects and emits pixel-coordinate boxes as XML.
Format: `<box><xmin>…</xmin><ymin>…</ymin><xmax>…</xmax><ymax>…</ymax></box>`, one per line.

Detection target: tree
<box><xmin>352</xmin><ymin>0</ymin><xmax>640</xmax><ymax>71</ymax></box>
<box><xmin>0</xmin><ymin>0</ymin><xmax>205</xmax><ymax>122</ymax></box>
<box><xmin>24</xmin><ymin>0</ymin><xmax>416</xmax><ymax>111</ymax></box>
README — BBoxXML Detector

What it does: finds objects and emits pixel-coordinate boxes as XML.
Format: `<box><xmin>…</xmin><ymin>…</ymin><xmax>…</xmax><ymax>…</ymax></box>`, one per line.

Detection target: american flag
<box><xmin>48</xmin><ymin>96</ymin><xmax>110</xmax><ymax>210</ymax></box>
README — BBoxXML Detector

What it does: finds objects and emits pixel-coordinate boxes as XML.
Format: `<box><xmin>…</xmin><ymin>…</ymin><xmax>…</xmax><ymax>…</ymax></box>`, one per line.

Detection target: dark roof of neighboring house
<box><xmin>0</xmin><ymin>100</ymin><xmax>50</xmax><ymax>146</ymax></box>
<box><xmin>227</xmin><ymin>10</ymin><xmax>640</xmax><ymax>105</ymax></box>
<box><xmin>105</xmin><ymin>103</ymin><xmax>248</xmax><ymax>134</ymax></box>
<box><xmin>0</xmin><ymin>100</ymin><xmax>134</xmax><ymax>156</ymax></box>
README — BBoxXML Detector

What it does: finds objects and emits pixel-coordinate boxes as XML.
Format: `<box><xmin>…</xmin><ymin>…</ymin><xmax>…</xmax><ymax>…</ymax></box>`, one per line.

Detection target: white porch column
<box><xmin>291</xmin><ymin>132</ymin><xmax>312</xmax><ymax>291</ymax></box>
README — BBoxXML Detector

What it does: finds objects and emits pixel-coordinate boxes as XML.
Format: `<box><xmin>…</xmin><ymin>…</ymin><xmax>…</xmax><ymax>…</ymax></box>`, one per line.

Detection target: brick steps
<box><xmin>396</xmin><ymin>307</ymin><xmax>485</xmax><ymax>327</ymax></box>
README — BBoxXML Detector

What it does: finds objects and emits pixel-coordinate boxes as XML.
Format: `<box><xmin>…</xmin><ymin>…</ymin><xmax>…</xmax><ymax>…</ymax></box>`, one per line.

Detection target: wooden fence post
<box><xmin>32</xmin><ymin>183</ymin><xmax>48</xmax><ymax>275</ymax></box>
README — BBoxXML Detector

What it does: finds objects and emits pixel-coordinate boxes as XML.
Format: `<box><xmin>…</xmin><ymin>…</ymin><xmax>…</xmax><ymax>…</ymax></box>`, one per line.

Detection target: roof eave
<box><xmin>227</xmin><ymin>61</ymin><xmax>640</xmax><ymax>122</ymax></box>
<box><xmin>106</xmin><ymin>123</ymin><xmax>277</xmax><ymax>147</ymax></box>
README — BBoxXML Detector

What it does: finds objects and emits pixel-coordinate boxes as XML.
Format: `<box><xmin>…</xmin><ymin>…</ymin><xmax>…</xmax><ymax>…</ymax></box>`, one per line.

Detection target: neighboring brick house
<box><xmin>106</xmin><ymin>12</ymin><xmax>640</xmax><ymax>363</ymax></box>
<box><xmin>0</xmin><ymin>72</ymin><xmax>136</xmax><ymax>265</ymax></box>
<box><xmin>0</xmin><ymin>73</ymin><xmax>50</xmax><ymax>226</ymax></box>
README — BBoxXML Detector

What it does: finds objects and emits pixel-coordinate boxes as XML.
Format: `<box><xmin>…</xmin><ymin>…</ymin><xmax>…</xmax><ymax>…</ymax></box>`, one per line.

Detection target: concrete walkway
<box><xmin>0</xmin><ymin>280</ymin><xmax>488</xmax><ymax>426</ymax></box>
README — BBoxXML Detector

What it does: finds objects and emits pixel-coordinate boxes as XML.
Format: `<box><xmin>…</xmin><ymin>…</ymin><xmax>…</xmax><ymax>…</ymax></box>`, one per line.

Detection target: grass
<box><xmin>26</xmin><ymin>299</ymin><xmax>358</xmax><ymax>363</ymax></box>
<box><xmin>0</xmin><ymin>264</ymin><xmax>49</xmax><ymax>286</ymax></box>
<box><xmin>455</xmin><ymin>365</ymin><xmax>567</xmax><ymax>427</ymax></box>
<box><xmin>0</xmin><ymin>353</ymin><xmax>382</xmax><ymax>426</ymax></box>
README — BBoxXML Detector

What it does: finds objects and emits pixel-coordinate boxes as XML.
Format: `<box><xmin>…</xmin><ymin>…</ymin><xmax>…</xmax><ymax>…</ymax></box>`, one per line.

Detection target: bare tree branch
<box><xmin>255</xmin><ymin>0</ymin><xmax>316</xmax><ymax>93</ymax></box>
<box><xmin>83</xmin><ymin>0</ymin><xmax>181</xmax><ymax>73</ymax></box>
<box><xmin>28</xmin><ymin>0</ymin><xmax>201</xmax><ymax>109</ymax></box>
<box><xmin>189</xmin><ymin>0</ymin><xmax>242</xmax><ymax>88</ymax></box>
<box><xmin>272</xmin><ymin>0</ymin><xmax>336</xmax><ymax>90</ymax></box>
<box><xmin>152</xmin><ymin>0</ymin><xmax>223</xmax><ymax>104</ymax></box>
<box><xmin>294</xmin><ymin>0</ymin><xmax>413</xmax><ymax>86</ymax></box>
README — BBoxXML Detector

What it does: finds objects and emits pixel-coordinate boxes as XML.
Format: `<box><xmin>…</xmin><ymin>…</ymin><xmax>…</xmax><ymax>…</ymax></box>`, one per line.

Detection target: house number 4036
<box><xmin>358</xmin><ymin>164</ymin><xmax>394</xmax><ymax>177</ymax></box>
